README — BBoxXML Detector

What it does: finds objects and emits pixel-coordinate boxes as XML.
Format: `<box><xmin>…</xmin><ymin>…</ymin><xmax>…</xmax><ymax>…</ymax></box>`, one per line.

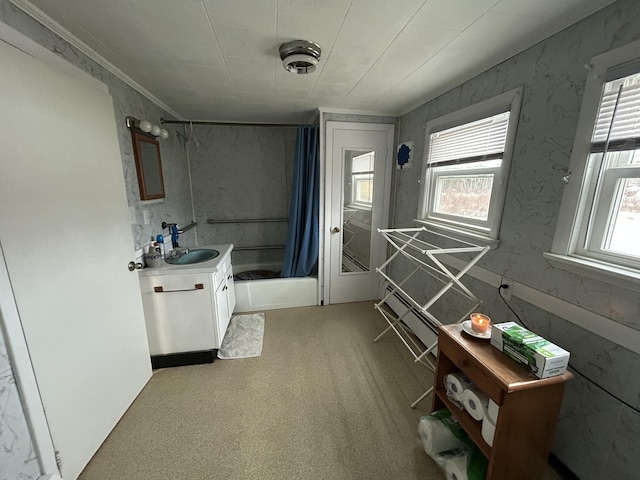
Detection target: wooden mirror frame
<box><xmin>131</xmin><ymin>130</ymin><xmax>165</xmax><ymax>200</ymax></box>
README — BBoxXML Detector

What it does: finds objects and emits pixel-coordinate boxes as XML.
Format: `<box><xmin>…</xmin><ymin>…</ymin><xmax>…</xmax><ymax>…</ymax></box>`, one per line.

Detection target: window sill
<box><xmin>543</xmin><ymin>252</ymin><xmax>640</xmax><ymax>292</ymax></box>
<box><xmin>346</xmin><ymin>203</ymin><xmax>372</xmax><ymax>211</ymax></box>
<box><xmin>413</xmin><ymin>219</ymin><xmax>500</xmax><ymax>249</ymax></box>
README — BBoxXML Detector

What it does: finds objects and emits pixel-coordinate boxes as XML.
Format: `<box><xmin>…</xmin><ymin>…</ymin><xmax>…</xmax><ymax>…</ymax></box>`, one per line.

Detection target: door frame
<box><xmin>322</xmin><ymin>121</ymin><xmax>395</xmax><ymax>305</ymax></box>
<box><xmin>0</xmin><ymin>242</ymin><xmax>60</xmax><ymax>479</ymax></box>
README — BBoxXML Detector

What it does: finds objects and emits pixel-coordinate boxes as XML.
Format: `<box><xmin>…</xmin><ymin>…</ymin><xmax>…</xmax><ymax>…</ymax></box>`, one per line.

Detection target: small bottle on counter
<box><xmin>155</xmin><ymin>234</ymin><xmax>165</xmax><ymax>258</ymax></box>
<box><xmin>144</xmin><ymin>240</ymin><xmax>164</xmax><ymax>268</ymax></box>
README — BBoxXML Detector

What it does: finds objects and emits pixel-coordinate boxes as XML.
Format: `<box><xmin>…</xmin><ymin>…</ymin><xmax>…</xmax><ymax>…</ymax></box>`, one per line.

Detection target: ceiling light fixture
<box><xmin>279</xmin><ymin>40</ymin><xmax>321</xmax><ymax>74</ymax></box>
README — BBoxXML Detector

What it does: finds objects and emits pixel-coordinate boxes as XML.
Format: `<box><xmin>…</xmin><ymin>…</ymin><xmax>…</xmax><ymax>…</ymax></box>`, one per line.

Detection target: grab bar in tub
<box><xmin>206</xmin><ymin>218</ymin><xmax>288</xmax><ymax>224</ymax></box>
<box><xmin>234</xmin><ymin>245</ymin><xmax>286</xmax><ymax>251</ymax></box>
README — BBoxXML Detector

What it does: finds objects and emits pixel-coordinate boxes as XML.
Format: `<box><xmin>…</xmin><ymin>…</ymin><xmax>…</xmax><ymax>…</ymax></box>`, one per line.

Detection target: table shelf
<box><xmin>434</xmin><ymin>387</ymin><xmax>491</xmax><ymax>458</ymax></box>
<box><xmin>432</xmin><ymin>324</ymin><xmax>573</xmax><ymax>480</ymax></box>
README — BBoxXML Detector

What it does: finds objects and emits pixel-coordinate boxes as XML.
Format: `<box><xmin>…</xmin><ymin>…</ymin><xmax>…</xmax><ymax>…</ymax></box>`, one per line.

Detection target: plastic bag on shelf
<box><xmin>418</xmin><ymin>409</ymin><xmax>467</xmax><ymax>457</ymax></box>
<box><xmin>418</xmin><ymin>409</ymin><xmax>488</xmax><ymax>480</ymax></box>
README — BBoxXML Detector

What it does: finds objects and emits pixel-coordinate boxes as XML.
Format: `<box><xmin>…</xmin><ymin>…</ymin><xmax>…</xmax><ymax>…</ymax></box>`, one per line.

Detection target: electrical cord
<box><xmin>497</xmin><ymin>284</ymin><xmax>640</xmax><ymax>415</ymax></box>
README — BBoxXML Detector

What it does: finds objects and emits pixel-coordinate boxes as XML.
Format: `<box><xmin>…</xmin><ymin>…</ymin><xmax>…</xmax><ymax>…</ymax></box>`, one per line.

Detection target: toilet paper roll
<box><xmin>482</xmin><ymin>415</ymin><xmax>496</xmax><ymax>447</ymax></box>
<box><xmin>461</xmin><ymin>388</ymin><xmax>489</xmax><ymax>421</ymax></box>
<box><xmin>443</xmin><ymin>454</ymin><xmax>469</xmax><ymax>480</ymax></box>
<box><xmin>487</xmin><ymin>398</ymin><xmax>500</xmax><ymax>424</ymax></box>
<box><xmin>444</xmin><ymin>373</ymin><xmax>474</xmax><ymax>402</ymax></box>
<box><xmin>418</xmin><ymin>417</ymin><xmax>465</xmax><ymax>456</ymax></box>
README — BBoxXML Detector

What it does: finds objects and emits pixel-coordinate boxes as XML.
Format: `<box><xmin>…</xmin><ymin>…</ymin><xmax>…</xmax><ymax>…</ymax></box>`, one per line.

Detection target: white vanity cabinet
<box><xmin>137</xmin><ymin>244</ymin><xmax>235</xmax><ymax>368</ymax></box>
<box><xmin>139</xmin><ymin>273</ymin><xmax>216</xmax><ymax>355</ymax></box>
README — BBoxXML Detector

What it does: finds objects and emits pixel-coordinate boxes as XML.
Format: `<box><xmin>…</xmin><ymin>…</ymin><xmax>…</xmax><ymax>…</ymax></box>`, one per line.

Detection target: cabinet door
<box><xmin>225</xmin><ymin>264</ymin><xmax>236</xmax><ymax>316</ymax></box>
<box><xmin>214</xmin><ymin>278</ymin><xmax>231</xmax><ymax>348</ymax></box>
<box><xmin>140</xmin><ymin>274</ymin><xmax>215</xmax><ymax>355</ymax></box>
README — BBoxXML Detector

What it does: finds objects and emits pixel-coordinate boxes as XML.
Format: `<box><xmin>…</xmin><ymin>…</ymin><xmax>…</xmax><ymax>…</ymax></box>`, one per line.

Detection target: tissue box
<box><xmin>490</xmin><ymin>322</ymin><xmax>570</xmax><ymax>378</ymax></box>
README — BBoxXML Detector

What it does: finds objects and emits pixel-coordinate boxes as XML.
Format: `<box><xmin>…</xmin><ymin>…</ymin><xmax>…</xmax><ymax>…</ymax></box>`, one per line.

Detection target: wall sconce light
<box><xmin>126</xmin><ymin>116</ymin><xmax>169</xmax><ymax>140</ymax></box>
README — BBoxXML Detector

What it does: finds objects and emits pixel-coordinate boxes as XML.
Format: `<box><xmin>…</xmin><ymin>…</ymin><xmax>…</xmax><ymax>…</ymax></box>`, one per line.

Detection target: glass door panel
<box><xmin>341</xmin><ymin>149</ymin><xmax>374</xmax><ymax>273</ymax></box>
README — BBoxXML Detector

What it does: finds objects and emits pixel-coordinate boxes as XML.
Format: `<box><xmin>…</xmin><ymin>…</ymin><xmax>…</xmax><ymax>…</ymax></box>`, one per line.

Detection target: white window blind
<box><xmin>592</xmin><ymin>73</ymin><xmax>640</xmax><ymax>145</ymax></box>
<box><xmin>428</xmin><ymin>111</ymin><xmax>510</xmax><ymax>165</ymax></box>
<box><xmin>352</xmin><ymin>152</ymin><xmax>374</xmax><ymax>172</ymax></box>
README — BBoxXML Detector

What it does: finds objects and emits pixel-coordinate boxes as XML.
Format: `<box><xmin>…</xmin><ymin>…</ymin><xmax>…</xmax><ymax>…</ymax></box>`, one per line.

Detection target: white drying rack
<box><xmin>373</xmin><ymin>226</ymin><xmax>490</xmax><ymax>408</ymax></box>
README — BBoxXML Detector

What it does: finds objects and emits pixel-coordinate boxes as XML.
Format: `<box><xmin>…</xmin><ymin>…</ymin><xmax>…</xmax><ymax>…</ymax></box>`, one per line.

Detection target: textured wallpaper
<box><xmin>189</xmin><ymin>125</ymin><xmax>297</xmax><ymax>268</ymax></box>
<box><xmin>0</xmin><ymin>329</ymin><xmax>40</xmax><ymax>479</ymax></box>
<box><xmin>394</xmin><ymin>1</ymin><xmax>640</xmax><ymax>478</ymax></box>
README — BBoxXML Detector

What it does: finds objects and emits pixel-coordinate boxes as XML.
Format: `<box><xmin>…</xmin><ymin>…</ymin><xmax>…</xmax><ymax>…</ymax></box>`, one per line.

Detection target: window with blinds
<box><xmin>351</xmin><ymin>151</ymin><xmax>374</xmax><ymax>206</ymax></box>
<box><xmin>577</xmin><ymin>70</ymin><xmax>640</xmax><ymax>263</ymax></box>
<box><xmin>418</xmin><ymin>90</ymin><xmax>521</xmax><ymax>240</ymax></box>
<box><xmin>546</xmin><ymin>42</ymin><xmax>640</xmax><ymax>287</ymax></box>
<box><xmin>428</xmin><ymin>112</ymin><xmax>510</xmax><ymax>167</ymax></box>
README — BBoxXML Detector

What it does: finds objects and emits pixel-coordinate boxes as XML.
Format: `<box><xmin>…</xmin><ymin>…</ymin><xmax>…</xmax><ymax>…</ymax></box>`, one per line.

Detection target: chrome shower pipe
<box><xmin>161</xmin><ymin>118</ymin><xmax>299</xmax><ymax>127</ymax></box>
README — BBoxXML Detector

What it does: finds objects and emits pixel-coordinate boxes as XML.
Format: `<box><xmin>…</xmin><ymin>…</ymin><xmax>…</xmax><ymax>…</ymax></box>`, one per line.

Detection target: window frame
<box><xmin>350</xmin><ymin>151</ymin><xmax>374</xmax><ymax>209</ymax></box>
<box><xmin>416</xmin><ymin>88</ymin><xmax>523</xmax><ymax>244</ymax></box>
<box><xmin>546</xmin><ymin>39</ymin><xmax>640</xmax><ymax>291</ymax></box>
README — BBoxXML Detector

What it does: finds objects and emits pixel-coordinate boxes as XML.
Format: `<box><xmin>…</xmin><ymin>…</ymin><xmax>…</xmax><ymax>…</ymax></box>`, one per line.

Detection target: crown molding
<box><xmin>318</xmin><ymin>106</ymin><xmax>399</xmax><ymax>118</ymax></box>
<box><xmin>8</xmin><ymin>0</ymin><xmax>183</xmax><ymax>120</ymax></box>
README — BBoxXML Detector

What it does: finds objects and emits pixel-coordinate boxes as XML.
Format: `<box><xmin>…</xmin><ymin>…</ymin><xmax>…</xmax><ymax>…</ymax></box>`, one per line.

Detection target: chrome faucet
<box><xmin>166</xmin><ymin>247</ymin><xmax>189</xmax><ymax>260</ymax></box>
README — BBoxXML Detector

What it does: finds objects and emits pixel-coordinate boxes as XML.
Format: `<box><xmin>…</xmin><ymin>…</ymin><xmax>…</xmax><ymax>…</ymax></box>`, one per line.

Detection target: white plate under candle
<box><xmin>461</xmin><ymin>320</ymin><xmax>492</xmax><ymax>339</ymax></box>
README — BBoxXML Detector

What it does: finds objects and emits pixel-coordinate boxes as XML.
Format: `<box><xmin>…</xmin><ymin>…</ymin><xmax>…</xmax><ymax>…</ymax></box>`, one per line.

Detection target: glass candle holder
<box><xmin>470</xmin><ymin>313</ymin><xmax>491</xmax><ymax>334</ymax></box>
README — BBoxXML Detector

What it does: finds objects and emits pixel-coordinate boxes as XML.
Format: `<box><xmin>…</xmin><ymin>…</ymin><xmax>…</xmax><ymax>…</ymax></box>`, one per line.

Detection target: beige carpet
<box><xmin>78</xmin><ymin>302</ymin><xmax>562</xmax><ymax>480</ymax></box>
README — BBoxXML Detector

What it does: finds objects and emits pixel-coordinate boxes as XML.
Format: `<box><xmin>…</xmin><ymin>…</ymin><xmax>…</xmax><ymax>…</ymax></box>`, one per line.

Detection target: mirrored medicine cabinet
<box><xmin>131</xmin><ymin>130</ymin><xmax>165</xmax><ymax>200</ymax></box>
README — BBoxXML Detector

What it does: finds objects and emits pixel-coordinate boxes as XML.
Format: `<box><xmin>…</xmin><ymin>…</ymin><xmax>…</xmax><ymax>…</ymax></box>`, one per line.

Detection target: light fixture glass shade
<box><xmin>160</xmin><ymin>129</ymin><xmax>169</xmax><ymax>140</ymax></box>
<box><xmin>151</xmin><ymin>125</ymin><xmax>162</xmax><ymax>136</ymax></box>
<box><xmin>283</xmin><ymin>53</ymin><xmax>319</xmax><ymax>74</ymax></box>
<box><xmin>139</xmin><ymin>120</ymin><xmax>152</xmax><ymax>132</ymax></box>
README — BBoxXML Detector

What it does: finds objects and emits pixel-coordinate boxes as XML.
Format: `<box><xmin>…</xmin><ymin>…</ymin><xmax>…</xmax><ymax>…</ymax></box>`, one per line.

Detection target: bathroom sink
<box><xmin>164</xmin><ymin>248</ymin><xmax>219</xmax><ymax>265</ymax></box>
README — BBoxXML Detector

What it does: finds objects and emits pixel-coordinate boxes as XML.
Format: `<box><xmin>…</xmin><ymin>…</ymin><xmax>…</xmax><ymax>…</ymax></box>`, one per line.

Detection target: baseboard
<box><xmin>549</xmin><ymin>453</ymin><xmax>581</xmax><ymax>480</ymax></box>
<box><xmin>382</xmin><ymin>283</ymin><xmax>439</xmax><ymax>350</ymax></box>
<box><xmin>150</xmin><ymin>350</ymin><xmax>216</xmax><ymax>369</ymax></box>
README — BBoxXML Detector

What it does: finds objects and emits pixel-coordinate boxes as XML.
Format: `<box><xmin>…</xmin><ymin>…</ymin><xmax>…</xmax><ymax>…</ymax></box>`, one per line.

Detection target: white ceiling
<box><xmin>13</xmin><ymin>0</ymin><xmax>616</xmax><ymax>123</ymax></box>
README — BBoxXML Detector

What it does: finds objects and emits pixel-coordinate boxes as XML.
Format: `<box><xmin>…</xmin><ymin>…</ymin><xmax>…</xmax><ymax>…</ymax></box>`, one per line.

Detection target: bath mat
<box><xmin>217</xmin><ymin>313</ymin><xmax>265</xmax><ymax>359</ymax></box>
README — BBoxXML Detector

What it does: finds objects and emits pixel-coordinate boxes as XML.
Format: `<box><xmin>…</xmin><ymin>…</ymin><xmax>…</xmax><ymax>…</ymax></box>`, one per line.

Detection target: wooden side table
<box><xmin>431</xmin><ymin>324</ymin><xmax>573</xmax><ymax>480</ymax></box>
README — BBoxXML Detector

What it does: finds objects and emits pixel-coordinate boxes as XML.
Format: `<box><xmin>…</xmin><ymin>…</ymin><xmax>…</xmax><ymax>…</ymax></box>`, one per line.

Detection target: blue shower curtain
<box><xmin>282</xmin><ymin>125</ymin><xmax>320</xmax><ymax>277</ymax></box>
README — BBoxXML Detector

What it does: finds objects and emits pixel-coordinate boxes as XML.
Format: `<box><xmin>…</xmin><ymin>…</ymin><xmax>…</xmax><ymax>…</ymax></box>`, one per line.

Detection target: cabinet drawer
<box><xmin>146</xmin><ymin>273</ymin><xmax>210</xmax><ymax>293</ymax></box>
<box><xmin>438</xmin><ymin>334</ymin><xmax>503</xmax><ymax>403</ymax></box>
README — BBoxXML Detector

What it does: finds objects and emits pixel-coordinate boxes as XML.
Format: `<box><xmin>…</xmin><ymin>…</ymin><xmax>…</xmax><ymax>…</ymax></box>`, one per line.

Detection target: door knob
<box><xmin>332</xmin><ymin>227</ymin><xmax>341</xmax><ymax>233</ymax></box>
<box><xmin>128</xmin><ymin>261</ymin><xmax>143</xmax><ymax>271</ymax></box>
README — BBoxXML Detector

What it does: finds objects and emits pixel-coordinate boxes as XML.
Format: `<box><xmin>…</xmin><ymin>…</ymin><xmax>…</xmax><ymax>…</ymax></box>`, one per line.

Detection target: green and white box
<box><xmin>490</xmin><ymin>322</ymin><xmax>570</xmax><ymax>378</ymax></box>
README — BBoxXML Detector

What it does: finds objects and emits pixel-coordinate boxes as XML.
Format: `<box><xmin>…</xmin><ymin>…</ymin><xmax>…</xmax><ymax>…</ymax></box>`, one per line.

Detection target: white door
<box><xmin>0</xmin><ymin>39</ymin><xmax>151</xmax><ymax>479</ymax></box>
<box><xmin>325</xmin><ymin>122</ymin><xmax>395</xmax><ymax>304</ymax></box>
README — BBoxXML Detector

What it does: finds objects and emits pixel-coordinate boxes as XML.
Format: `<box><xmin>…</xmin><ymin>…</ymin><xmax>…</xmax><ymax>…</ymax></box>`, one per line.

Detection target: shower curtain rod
<box><xmin>161</xmin><ymin>118</ymin><xmax>299</xmax><ymax>127</ymax></box>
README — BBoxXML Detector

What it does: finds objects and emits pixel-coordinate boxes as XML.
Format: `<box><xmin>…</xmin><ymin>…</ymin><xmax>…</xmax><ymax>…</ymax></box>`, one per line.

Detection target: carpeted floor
<box><xmin>78</xmin><ymin>302</ymin><xmax>562</xmax><ymax>480</ymax></box>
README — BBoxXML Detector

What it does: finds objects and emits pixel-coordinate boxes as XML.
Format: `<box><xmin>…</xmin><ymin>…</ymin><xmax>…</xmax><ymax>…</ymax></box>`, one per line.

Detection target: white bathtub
<box><xmin>232</xmin><ymin>262</ymin><xmax>318</xmax><ymax>313</ymax></box>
